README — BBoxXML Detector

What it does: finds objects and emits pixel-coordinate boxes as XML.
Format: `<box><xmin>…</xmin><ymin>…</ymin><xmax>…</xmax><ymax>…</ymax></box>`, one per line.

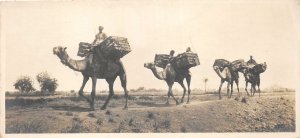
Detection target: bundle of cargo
<box><xmin>95</xmin><ymin>36</ymin><xmax>131</xmax><ymax>59</ymax></box>
<box><xmin>231</xmin><ymin>59</ymin><xmax>245</xmax><ymax>71</ymax></box>
<box><xmin>77</xmin><ymin>42</ymin><xmax>92</xmax><ymax>57</ymax></box>
<box><xmin>250</xmin><ymin>63</ymin><xmax>267</xmax><ymax>74</ymax></box>
<box><xmin>174</xmin><ymin>52</ymin><xmax>200</xmax><ymax>69</ymax></box>
<box><xmin>154</xmin><ymin>54</ymin><xmax>171</xmax><ymax>68</ymax></box>
<box><xmin>213</xmin><ymin>59</ymin><xmax>230</xmax><ymax>70</ymax></box>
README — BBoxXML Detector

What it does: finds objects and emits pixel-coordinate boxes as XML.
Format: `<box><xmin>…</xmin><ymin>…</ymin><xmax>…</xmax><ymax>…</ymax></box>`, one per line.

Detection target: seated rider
<box><xmin>92</xmin><ymin>26</ymin><xmax>108</xmax><ymax>46</ymax></box>
<box><xmin>89</xmin><ymin>26</ymin><xmax>108</xmax><ymax>63</ymax></box>
<box><xmin>247</xmin><ymin>55</ymin><xmax>257</xmax><ymax>65</ymax></box>
<box><xmin>169</xmin><ymin>50</ymin><xmax>175</xmax><ymax>63</ymax></box>
<box><xmin>186</xmin><ymin>47</ymin><xmax>192</xmax><ymax>53</ymax></box>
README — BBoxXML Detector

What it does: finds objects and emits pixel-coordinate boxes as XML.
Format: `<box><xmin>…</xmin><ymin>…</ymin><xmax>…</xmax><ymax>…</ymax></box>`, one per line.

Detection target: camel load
<box><xmin>174</xmin><ymin>52</ymin><xmax>200</xmax><ymax>69</ymax></box>
<box><xmin>77</xmin><ymin>36</ymin><xmax>131</xmax><ymax>59</ymax></box>
<box><xmin>213</xmin><ymin>59</ymin><xmax>230</xmax><ymax>70</ymax></box>
<box><xmin>249</xmin><ymin>63</ymin><xmax>267</xmax><ymax>74</ymax></box>
<box><xmin>231</xmin><ymin>59</ymin><xmax>245</xmax><ymax>71</ymax></box>
<box><xmin>155</xmin><ymin>52</ymin><xmax>200</xmax><ymax>69</ymax></box>
<box><xmin>154</xmin><ymin>54</ymin><xmax>170</xmax><ymax>68</ymax></box>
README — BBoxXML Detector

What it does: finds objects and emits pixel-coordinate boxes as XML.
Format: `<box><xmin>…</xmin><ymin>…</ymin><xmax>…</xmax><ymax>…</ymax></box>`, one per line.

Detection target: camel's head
<box><xmin>53</xmin><ymin>46</ymin><xmax>68</xmax><ymax>64</ymax></box>
<box><xmin>144</xmin><ymin>62</ymin><xmax>156</xmax><ymax>69</ymax></box>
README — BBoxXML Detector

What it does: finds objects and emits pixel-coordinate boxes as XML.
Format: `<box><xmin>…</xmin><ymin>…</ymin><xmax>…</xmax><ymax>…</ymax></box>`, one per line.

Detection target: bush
<box><xmin>36</xmin><ymin>72</ymin><xmax>58</xmax><ymax>93</ymax></box>
<box><xmin>13</xmin><ymin>76</ymin><xmax>35</xmax><ymax>93</ymax></box>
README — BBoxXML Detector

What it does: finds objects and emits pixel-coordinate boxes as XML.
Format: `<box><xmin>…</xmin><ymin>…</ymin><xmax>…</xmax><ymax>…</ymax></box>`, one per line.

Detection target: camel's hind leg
<box><xmin>235</xmin><ymin>79</ymin><xmax>240</xmax><ymax>96</ymax></box>
<box><xmin>186</xmin><ymin>74</ymin><xmax>191</xmax><ymax>104</ymax></box>
<box><xmin>229</xmin><ymin>82</ymin><xmax>233</xmax><ymax>98</ymax></box>
<box><xmin>101</xmin><ymin>76</ymin><xmax>117</xmax><ymax>110</ymax></box>
<box><xmin>178</xmin><ymin>80</ymin><xmax>186</xmax><ymax>104</ymax></box>
<box><xmin>90</xmin><ymin>77</ymin><xmax>97</xmax><ymax>110</ymax></box>
<box><xmin>119</xmin><ymin>72</ymin><xmax>129</xmax><ymax>109</ymax></box>
<box><xmin>257</xmin><ymin>76</ymin><xmax>261</xmax><ymax>97</ymax></box>
<box><xmin>78</xmin><ymin>75</ymin><xmax>92</xmax><ymax>105</ymax></box>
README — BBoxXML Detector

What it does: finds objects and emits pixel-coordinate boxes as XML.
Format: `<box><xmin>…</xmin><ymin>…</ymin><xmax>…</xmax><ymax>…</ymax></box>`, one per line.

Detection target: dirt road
<box><xmin>5</xmin><ymin>91</ymin><xmax>295</xmax><ymax>133</ymax></box>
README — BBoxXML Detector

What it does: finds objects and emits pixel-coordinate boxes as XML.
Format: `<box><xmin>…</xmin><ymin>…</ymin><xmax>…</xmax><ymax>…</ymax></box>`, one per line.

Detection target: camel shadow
<box><xmin>135</xmin><ymin>101</ymin><xmax>176</xmax><ymax>108</ymax></box>
<box><xmin>50</xmin><ymin>105</ymin><xmax>92</xmax><ymax>112</ymax></box>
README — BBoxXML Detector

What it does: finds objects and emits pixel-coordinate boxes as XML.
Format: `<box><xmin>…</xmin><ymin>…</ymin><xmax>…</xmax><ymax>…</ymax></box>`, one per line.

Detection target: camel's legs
<box><xmin>227</xmin><ymin>82</ymin><xmax>230</xmax><ymax>98</ymax></box>
<box><xmin>229</xmin><ymin>82</ymin><xmax>233</xmax><ymax>98</ymax></box>
<box><xmin>167</xmin><ymin>82</ymin><xmax>179</xmax><ymax>105</ymax></box>
<box><xmin>257</xmin><ymin>75</ymin><xmax>261</xmax><ymax>97</ymax></box>
<box><xmin>245</xmin><ymin>81</ymin><xmax>250</xmax><ymax>96</ymax></box>
<box><xmin>186</xmin><ymin>74</ymin><xmax>191</xmax><ymax>104</ymax></box>
<box><xmin>90</xmin><ymin>77</ymin><xmax>97</xmax><ymax>110</ymax></box>
<box><xmin>119</xmin><ymin>72</ymin><xmax>129</xmax><ymax>109</ymax></box>
<box><xmin>218</xmin><ymin>80</ymin><xmax>225</xmax><ymax>100</ymax></box>
<box><xmin>178</xmin><ymin>80</ymin><xmax>186</xmax><ymax>103</ymax></box>
<box><xmin>235</xmin><ymin>79</ymin><xmax>240</xmax><ymax>96</ymax></box>
<box><xmin>252</xmin><ymin>84</ymin><xmax>257</xmax><ymax>97</ymax></box>
<box><xmin>101</xmin><ymin>77</ymin><xmax>117</xmax><ymax>110</ymax></box>
<box><xmin>78</xmin><ymin>75</ymin><xmax>92</xmax><ymax>104</ymax></box>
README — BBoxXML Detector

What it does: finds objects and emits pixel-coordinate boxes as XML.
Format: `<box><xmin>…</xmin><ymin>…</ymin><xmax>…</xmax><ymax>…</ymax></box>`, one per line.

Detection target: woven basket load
<box><xmin>231</xmin><ymin>59</ymin><xmax>245</xmax><ymax>71</ymax></box>
<box><xmin>250</xmin><ymin>64</ymin><xmax>266</xmax><ymax>74</ymax></box>
<box><xmin>77</xmin><ymin>42</ymin><xmax>92</xmax><ymax>57</ymax></box>
<box><xmin>213</xmin><ymin>59</ymin><xmax>230</xmax><ymax>70</ymax></box>
<box><xmin>174</xmin><ymin>52</ymin><xmax>200</xmax><ymax>69</ymax></box>
<box><xmin>97</xmin><ymin>36</ymin><xmax>131</xmax><ymax>59</ymax></box>
<box><xmin>154</xmin><ymin>54</ymin><xmax>170</xmax><ymax>68</ymax></box>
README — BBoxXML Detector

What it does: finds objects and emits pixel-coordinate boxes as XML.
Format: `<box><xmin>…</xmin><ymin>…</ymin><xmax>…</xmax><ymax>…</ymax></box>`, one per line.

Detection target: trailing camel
<box><xmin>53</xmin><ymin>46</ymin><xmax>128</xmax><ymax>110</ymax></box>
<box><xmin>213</xmin><ymin>59</ymin><xmax>247</xmax><ymax>99</ymax></box>
<box><xmin>240</xmin><ymin>62</ymin><xmax>267</xmax><ymax>97</ymax></box>
<box><xmin>144</xmin><ymin>62</ymin><xmax>191</xmax><ymax>105</ymax></box>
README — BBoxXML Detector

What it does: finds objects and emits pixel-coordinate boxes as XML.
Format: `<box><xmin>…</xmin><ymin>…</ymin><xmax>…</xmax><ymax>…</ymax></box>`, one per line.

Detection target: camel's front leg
<box><xmin>90</xmin><ymin>77</ymin><xmax>97</xmax><ymax>110</ymax></box>
<box><xmin>101</xmin><ymin>77</ymin><xmax>117</xmax><ymax>110</ymax></box>
<box><xmin>227</xmin><ymin>82</ymin><xmax>230</xmax><ymax>98</ymax></box>
<box><xmin>186</xmin><ymin>74</ymin><xmax>191</xmax><ymax>104</ymax></box>
<box><xmin>245</xmin><ymin>81</ymin><xmax>250</xmax><ymax>96</ymax></box>
<box><xmin>218</xmin><ymin>80</ymin><xmax>224</xmax><ymax>100</ymax></box>
<box><xmin>78</xmin><ymin>75</ymin><xmax>92</xmax><ymax>104</ymax></box>
<box><xmin>178</xmin><ymin>81</ymin><xmax>186</xmax><ymax>104</ymax></box>
<box><xmin>167</xmin><ymin>82</ymin><xmax>179</xmax><ymax>105</ymax></box>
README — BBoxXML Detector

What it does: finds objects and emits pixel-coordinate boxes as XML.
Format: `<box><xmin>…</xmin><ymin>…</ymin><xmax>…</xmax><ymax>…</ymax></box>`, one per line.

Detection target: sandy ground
<box><xmin>5</xmin><ymin>91</ymin><xmax>295</xmax><ymax>133</ymax></box>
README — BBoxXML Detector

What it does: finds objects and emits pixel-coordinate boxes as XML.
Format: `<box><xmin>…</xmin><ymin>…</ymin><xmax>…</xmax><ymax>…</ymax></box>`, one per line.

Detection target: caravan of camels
<box><xmin>53</xmin><ymin>26</ymin><xmax>267</xmax><ymax>110</ymax></box>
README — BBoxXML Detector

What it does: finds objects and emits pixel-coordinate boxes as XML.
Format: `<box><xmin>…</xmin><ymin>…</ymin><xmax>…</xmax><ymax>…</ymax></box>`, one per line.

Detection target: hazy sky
<box><xmin>2</xmin><ymin>0</ymin><xmax>300</xmax><ymax>92</ymax></box>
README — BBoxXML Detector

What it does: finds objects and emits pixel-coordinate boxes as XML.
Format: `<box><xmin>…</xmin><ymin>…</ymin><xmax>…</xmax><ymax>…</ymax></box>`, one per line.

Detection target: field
<box><xmin>5</xmin><ymin>90</ymin><xmax>295</xmax><ymax>133</ymax></box>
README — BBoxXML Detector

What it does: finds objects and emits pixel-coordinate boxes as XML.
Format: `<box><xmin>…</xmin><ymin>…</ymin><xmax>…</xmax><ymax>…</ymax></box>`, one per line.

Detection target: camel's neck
<box><xmin>150</xmin><ymin>67</ymin><xmax>165</xmax><ymax>80</ymax></box>
<box><xmin>58</xmin><ymin>52</ymin><xmax>88</xmax><ymax>71</ymax></box>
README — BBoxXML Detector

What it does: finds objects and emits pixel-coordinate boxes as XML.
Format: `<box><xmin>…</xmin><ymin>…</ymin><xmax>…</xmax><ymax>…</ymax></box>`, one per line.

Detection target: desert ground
<box><xmin>5</xmin><ymin>90</ymin><xmax>295</xmax><ymax>133</ymax></box>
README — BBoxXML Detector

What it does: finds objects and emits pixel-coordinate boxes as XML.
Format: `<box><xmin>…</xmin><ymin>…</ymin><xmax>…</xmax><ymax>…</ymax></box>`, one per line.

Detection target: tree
<box><xmin>203</xmin><ymin>78</ymin><xmax>208</xmax><ymax>93</ymax></box>
<box><xmin>14</xmin><ymin>76</ymin><xmax>35</xmax><ymax>93</ymax></box>
<box><xmin>36</xmin><ymin>72</ymin><xmax>58</xmax><ymax>93</ymax></box>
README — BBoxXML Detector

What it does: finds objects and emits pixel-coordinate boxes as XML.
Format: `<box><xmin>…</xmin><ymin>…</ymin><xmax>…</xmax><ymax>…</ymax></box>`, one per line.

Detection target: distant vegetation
<box><xmin>12</xmin><ymin>71</ymin><xmax>58</xmax><ymax>95</ymax></box>
<box><xmin>36</xmin><ymin>71</ymin><xmax>58</xmax><ymax>94</ymax></box>
<box><xmin>13</xmin><ymin>76</ymin><xmax>35</xmax><ymax>93</ymax></box>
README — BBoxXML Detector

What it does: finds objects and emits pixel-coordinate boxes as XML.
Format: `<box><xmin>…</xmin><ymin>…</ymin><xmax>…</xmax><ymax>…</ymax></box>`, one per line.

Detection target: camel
<box><xmin>144</xmin><ymin>62</ymin><xmax>191</xmax><ymax>105</ymax></box>
<box><xmin>213</xmin><ymin>59</ymin><xmax>247</xmax><ymax>99</ymax></box>
<box><xmin>240</xmin><ymin>62</ymin><xmax>267</xmax><ymax>97</ymax></box>
<box><xmin>53</xmin><ymin>46</ymin><xmax>128</xmax><ymax>110</ymax></box>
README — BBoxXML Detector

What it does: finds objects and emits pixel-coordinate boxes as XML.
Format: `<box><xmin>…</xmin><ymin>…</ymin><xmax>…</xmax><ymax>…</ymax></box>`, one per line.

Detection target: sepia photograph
<box><xmin>1</xmin><ymin>0</ymin><xmax>300</xmax><ymax>137</ymax></box>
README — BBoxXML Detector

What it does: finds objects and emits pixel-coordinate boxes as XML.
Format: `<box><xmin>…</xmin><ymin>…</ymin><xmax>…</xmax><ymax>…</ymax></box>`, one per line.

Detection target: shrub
<box><xmin>36</xmin><ymin>72</ymin><xmax>58</xmax><ymax>93</ymax></box>
<box><xmin>13</xmin><ymin>76</ymin><xmax>35</xmax><ymax>93</ymax></box>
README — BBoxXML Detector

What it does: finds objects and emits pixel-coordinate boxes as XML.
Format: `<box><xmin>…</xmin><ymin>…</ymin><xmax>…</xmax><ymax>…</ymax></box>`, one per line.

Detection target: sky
<box><xmin>2</xmin><ymin>0</ymin><xmax>300</xmax><ymax>92</ymax></box>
